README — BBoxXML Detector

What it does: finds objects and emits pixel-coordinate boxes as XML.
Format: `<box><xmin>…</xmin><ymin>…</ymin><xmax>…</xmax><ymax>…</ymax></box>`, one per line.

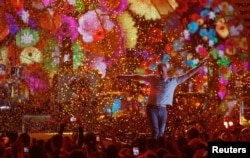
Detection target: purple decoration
<box><xmin>216</xmin><ymin>44</ymin><xmax>225</xmax><ymax>51</ymax></box>
<box><xmin>219</xmin><ymin>76</ymin><xmax>228</xmax><ymax>86</ymax></box>
<box><xmin>56</xmin><ymin>16</ymin><xmax>79</xmax><ymax>43</ymax></box>
<box><xmin>218</xmin><ymin>90</ymin><xmax>226</xmax><ymax>99</ymax></box>
<box><xmin>24</xmin><ymin>76</ymin><xmax>50</xmax><ymax>93</ymax></box>
<box><xmin>243</xmin><ymin>61</ymin><xmax>249</xmax><ymax>72</ymax></box>
<box><xmin>229</xmin><ymin>64</ymin><xmax>237</xmax><ymax>73</ymax></box>
<box><xmin>78</xmin><ymin>9</ymin><xmax>115</xmax><ymax>43</ymax></box>
<box><xmin>113</xmin><ymin>49</ymin><xmax>120</xmax><ymax>57</ymax></box>
<box><xmin>42</xmin><ymin>0</ymin><xmax>55</xmax><ymax>7</ymax></box>
<box><xmin>5</xmin><ymin>13</ymin><xmax>16</xmax><ymax>24</ymax></box>
<box><xmin>141</xmin><ymin>50</ymin><xmax>151</xmax><ymax>60</ymax></box>
<box><xmin>198</xmin><ymin>68</ymin><xmax>207</xmax><ymax>75</ymax></box>
<box><xmin>9</xmin><ymin>24</ymin><xmax>20</xmax><ymax>35</ymax></box>
<box><xmin>105</xmin><ymin>58</ymin><xmax>114</xmax><ymax>67</ymax></box>
<box><xmin>29</xmin><ymin>19</ymin><xmax>38</xmax><ymax>30</ymax></box>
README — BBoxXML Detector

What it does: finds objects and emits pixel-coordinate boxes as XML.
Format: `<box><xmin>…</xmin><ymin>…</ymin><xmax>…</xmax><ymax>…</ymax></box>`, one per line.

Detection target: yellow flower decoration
<box><xmin>20</xmin><ymin>47</ymin><xmax>42</xmax><ymax>65</ymax></box>
<box><xmin>118</xmin><ymin>11</ymin><xmax>138</xmax><ymax>48</ymax></box>
<box><xmin>0</xmin><ymin>47</ymin><xmax>8</xmax><ymax>65</ymax></box>
<box><xmin>127</xmin><ymin>0</ymin><xmax>161</xmax><ymax>20</ymax></box>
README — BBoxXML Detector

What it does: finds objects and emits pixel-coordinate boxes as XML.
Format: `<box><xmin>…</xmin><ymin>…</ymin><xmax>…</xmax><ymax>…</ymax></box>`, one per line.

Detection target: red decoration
<box><xmin>211</xmin><ymin>0</ymin><xmax>223</xmax><ymax>9</ymax></box>
<box><xmin>164</xmin><ymin>44</ymin><xmax>171</xmax><ymax>53</ymax></box>
<box><xmin>181</xmin><ymin>17</ymin><xmax>188</xmax><ymax>25</ymax></box>
<box><xmin>199</xmin><ymin>0</ymin><xmax>209</xmax><ymax>8</ymax></box>
<box><xmin>93</xmin><ymin>28</ymin><xmax>106</xmax><ymax>42</ymax></box>
<box><xmin>219</xmin><ymin>84</ymin><xmax>226</xmax><ymax>91</ymax></box>
<box><xmin>176</xmin><ymin>0</ymin><xmax>189</xmax><ymax>14</ymax></box>
<box><xmin>219</xmin><ymin>66</ymin><xmax>228</xmax><ymax>74</ymax></box>
<box><xmin>190</xmin><ymin>13</ymin><xmax>200</xmax><ymax>21</ymax></box>
<box><xmin>11</xmin><ymin>0</ymin><xmax>24</xmax><ymax>12</ymax></box>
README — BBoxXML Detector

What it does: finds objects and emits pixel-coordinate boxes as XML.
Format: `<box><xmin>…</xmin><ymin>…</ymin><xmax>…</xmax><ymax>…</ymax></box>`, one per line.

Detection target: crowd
<box><xmin>0</xmin><ymin>115</ymin><xmax>250</xmax><ymax>158</ymax></box>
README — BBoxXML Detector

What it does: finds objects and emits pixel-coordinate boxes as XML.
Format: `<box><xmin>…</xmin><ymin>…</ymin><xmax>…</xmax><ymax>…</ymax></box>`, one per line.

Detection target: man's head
<box><xmin>157</xmin><ymin>62</ymin><xmax>170</xmax><ymax>79</ymax></box>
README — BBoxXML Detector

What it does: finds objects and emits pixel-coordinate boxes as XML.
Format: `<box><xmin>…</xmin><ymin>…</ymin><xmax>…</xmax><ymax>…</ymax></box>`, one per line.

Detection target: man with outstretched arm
<box><xmin>117</xmin><ymin>56</ymin><xmax>210</xmax><ymax>139</ymax></box>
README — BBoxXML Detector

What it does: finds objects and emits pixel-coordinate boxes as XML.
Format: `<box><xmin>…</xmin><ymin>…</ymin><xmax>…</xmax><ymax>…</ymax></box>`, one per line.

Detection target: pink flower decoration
<box><xmin>42</xmin><ymin>0</ymin><xmax>56</xmax><ymax>7</ymax></box>
<box><xmin>216</xmin><ymin>43</ymin><xmax>226</xmax><ymax>52</ymax></box>
<box><xmin>26</xmin><ymin>76</ymin><xmax>50</xmax><ymax>93</ymax></box>
<box><xmin>78</xmin><ymin>9</ymin><xmax>115</xmax><ymax>43</ymax></box>
<box><xmin>229</xmin><ymin>64</ymin><xmax>237</xmax><ymax>73</ymax></box>
<box><xmin>219</xmin><ymin>76</ymin><xmax>228</xmax><ymax>85</ymax></box>
<box><xmin>56</xmin><ymin>16</ymin><xmax>79</xmax><ymax>43</ymax></box>
<box><xmin>218</xmin><ymin>90</ymin><xmax>226</xmax><ymax>99</ymax></box>
<box><xmin>92</xmin><ymin>56</ymin><xmax>107</xmax><ymax>78</ymax></box>
<box><xmin>243</xmin><ymin>61</ymin><xmax>248</xmax><ymax>72</ymax></box>
<box><xmin>196</xmin><ymin>45</ymin><xmax>208</xmax><ymax>57</ymax></box>
<box><xmin>100</xmin><ymin>0</ymin><xmax>128</xmax><ymax>15</ymax></box>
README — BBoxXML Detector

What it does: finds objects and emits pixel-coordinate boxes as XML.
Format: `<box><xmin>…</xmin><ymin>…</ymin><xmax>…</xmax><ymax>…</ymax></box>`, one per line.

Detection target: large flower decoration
<box><xmin>6</xmin><ymin>14</ymin><xmax>20</xmax><ymax>36</ymax></box>
<box><xmin>127</xmin><ymin>0</ymin><xmax>161</xmax><ymax>20</ymax></box>
<box><xmin>56</xmin><ymin>15</ymin><xmax>79</xmax><ymax>43</ymax></box>
<box><xmin>16</xmin><ymin>28</ymin><xmax>39</xmax><ymax>48</ymax></box>
<box><xmin>78</xmin><ymin>9</ymin><xmax>125</xmax><ymax>57</ymax></box>
<box><xmin>78</xmin><ymin>9</ymin><xmax>115</xmax><ymax>43</ymax></box>
<box><xmin>20</xmin><ymin>47</ymin><xmax>42</xmax><ymax>64</ymax></box>
<box><xmin>81</xmin><ymin>23</ymin><xmax>125</xmax><ymax>57</ymax></box>
<box><xmin>118</xmin><ymin>11</ymin><xmax>138</xmax><ymax>48</ymax></box>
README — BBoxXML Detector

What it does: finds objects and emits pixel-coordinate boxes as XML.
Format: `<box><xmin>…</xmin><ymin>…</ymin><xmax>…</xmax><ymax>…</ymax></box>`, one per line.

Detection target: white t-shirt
<box><xmin>141</xmin><ymin>74</ymin><xmax>187</xmax><ymax>106</ymax></box>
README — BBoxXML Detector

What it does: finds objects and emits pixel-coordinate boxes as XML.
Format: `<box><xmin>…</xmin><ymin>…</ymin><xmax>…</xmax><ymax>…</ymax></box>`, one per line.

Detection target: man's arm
<box><xmin>58</xmin><ymin>116</ymin><xmax>69</xmax><ymax>135</ymax></box>
<box><xmin>177</xmin><ymin>56</ymin><xmax>210</xmax><ymax>83</ymax></box>
<box><xmin>117</xmin><ymin>74</ymin><xmax>148</xmax><ymax>81</ymax></box>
